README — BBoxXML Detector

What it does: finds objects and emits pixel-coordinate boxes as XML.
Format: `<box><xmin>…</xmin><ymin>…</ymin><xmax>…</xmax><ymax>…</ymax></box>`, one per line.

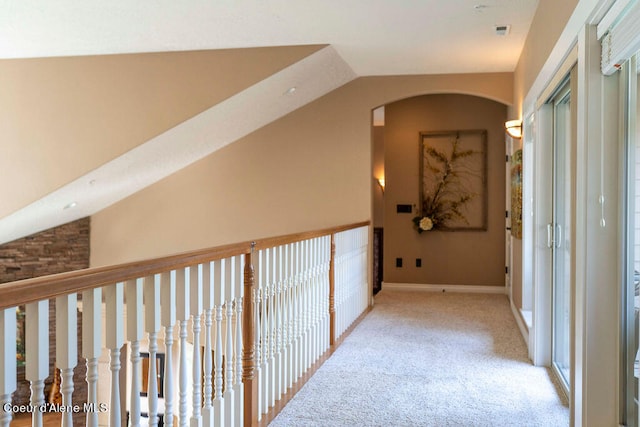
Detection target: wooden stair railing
<box><xmin>0</xmin><ymin>221</ymin><xmax>370</xmax><ymax>427</ymax></box>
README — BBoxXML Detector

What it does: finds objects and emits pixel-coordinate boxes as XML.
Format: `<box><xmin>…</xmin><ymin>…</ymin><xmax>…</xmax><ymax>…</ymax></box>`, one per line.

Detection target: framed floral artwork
<box><xmin>414</xmin><ymin>129</ymin><xmax>488</xmax><ymax>232</ymax></box>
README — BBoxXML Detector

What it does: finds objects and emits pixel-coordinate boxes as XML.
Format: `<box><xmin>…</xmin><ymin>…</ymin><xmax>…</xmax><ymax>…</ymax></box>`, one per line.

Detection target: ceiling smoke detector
<box><xmin>494</xmin><ymin>25</ymin><xmax>511</xmax><ymax>36</ymax></box>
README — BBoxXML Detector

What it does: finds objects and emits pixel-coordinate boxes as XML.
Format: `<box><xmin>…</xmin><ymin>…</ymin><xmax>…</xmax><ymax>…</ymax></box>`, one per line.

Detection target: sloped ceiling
<box><xmin>0</xmin><ymin>1</ymin><xmax>539</xmax><ymax>244</ymax></box>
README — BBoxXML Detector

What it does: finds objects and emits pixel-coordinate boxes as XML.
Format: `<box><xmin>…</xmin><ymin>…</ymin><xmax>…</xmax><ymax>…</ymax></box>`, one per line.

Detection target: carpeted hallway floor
<box><xmin>270</xmin><ymin>289</ymin><xmax>569</xmax><ymax>427</ymax></box>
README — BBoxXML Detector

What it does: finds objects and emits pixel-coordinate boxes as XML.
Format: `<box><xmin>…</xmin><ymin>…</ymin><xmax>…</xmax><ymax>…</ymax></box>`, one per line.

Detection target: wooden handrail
<box><xmin>0</xmin><ymin>220</ymin><xmax>369</xmax><ymax>310</ymax></box>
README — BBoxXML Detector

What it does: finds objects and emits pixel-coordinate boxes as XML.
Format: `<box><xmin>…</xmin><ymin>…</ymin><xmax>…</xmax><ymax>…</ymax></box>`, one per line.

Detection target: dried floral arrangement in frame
<box><xmin>414</xmin><ymin>130</ymin><xmax>488</xmax><ymax>232</ymax></box>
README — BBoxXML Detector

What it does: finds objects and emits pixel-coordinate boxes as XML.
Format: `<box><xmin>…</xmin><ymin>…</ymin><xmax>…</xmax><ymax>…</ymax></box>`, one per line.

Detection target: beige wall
<box><xmin>382</xmin><ymin>94</ymin><xmax>507</xmax><ymax>286</ymax></box>
<box><xmin>0</xmin><ymin>46</ymin><xmax>323</xmax><ymax>219</ymax></box>
<box><xmin>513</xmin><ymin>0</ymin><xmax>579</xmax><ymax>117</ymax></box>
<box><xmin>91</xmin><ymin>73</ymin><xmax>512</xmax><ymax>266</ymax></box>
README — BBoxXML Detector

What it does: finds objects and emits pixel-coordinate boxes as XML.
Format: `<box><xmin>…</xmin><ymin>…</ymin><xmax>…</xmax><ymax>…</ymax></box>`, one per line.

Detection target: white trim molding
<box><xmin>382</xmin><ymin>282</ymin><xmax>507</xmax><ymax>294</ymax></box>
<box><xmin>510</xmin><ymin>300</ymin><xmax>530</xmax><ymax>348</ymax></box>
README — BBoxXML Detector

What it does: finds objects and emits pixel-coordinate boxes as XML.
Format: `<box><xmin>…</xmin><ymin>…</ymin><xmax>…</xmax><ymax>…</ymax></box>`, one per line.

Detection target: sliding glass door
<box><xmin>623</xmin><ymin>54</ymin><xmax>639</xmax><ymax>427</ymax></box>
<box><xmin>551</xmin><ymin>81</ymin><xmax>572</xmax><ymax>390</ymax></box>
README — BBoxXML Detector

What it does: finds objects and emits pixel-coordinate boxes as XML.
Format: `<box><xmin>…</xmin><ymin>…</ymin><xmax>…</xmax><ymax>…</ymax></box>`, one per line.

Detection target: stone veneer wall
<box><xmin>0</xmin><ymin>217</ymin><xmax>90</xmax><ymax>282</ymax></box>
<box><xmin>0</xmin><ymin>218</ymin><xmax>90</xmax><ymax>426</ymax></box>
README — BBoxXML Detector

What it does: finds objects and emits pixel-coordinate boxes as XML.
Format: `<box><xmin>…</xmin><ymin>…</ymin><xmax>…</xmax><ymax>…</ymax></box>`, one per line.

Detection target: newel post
<box><xmin>329</xmin><ymin>234</ymin><xmax>336</xmax><ymax>346</ymax></box>
<box><xmin>242</xmin><ymin>243</ymin><xmax>258</xmax><ymax>426</ymax></box>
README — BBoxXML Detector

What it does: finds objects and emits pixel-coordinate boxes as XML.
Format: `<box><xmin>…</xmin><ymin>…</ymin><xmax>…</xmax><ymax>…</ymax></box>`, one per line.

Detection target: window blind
<box><xmin>600</xmin><ymin>0</ymin><xmax>640</xmax><ymax>75</ymax></box>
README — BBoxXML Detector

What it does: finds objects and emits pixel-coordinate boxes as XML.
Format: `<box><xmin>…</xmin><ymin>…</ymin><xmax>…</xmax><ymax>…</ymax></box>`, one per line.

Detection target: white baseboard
<box><xmin>510</xmin><ymin>300</ymin><xmax>529</xmax><ymax>345</ymax></box>
<box><xmin>382</xmin><ymin>282</ymin><xmax>506</xmax><ymax>294</ymax></box>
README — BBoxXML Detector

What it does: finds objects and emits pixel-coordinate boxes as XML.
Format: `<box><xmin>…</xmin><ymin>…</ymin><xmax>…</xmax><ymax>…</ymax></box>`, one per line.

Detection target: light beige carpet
<box><xmin>269</xmin><ymin>289</ymin><xmax>569</xmax><ymax>427</ymax></box>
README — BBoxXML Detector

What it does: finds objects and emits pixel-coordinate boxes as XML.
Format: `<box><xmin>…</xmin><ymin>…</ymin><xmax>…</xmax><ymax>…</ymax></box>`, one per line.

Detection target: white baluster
<box><xmin>313</xmin><ymin>239</ymin><xmax>320</xmax><ymax>359</ymax></box>
<box><xmin>318</xmin><ymin>237</ymin><xmax>325</xmax><ymax>353</ymax></box>
<box><xmin>252</xmin><ymin>251</ymin><xmax>263</xmax><ymax>419</ymax></box>
<box><xmin>324</xmin><ymin>235</ymin><xmax>330</xmax><ymax>347</ymax></box>
<box><xmin>126</xmin><ymin>279</ymin><xmax>144</xmax><ymax>427</ymax></box>
<box><xmin>212</xmin><ymin>259</ymin><xmax>225</xmax><ymax>426</ymax></box>
<box><xmin>291</xmin><ymin>244</ymin><xmax>299</xmax><ymax>382</ymax></box>
<box><xmin>258</xmin><ymin>250</ymin><xmax>270</xmax><ymax>414</ymax></box>
<box><xmin>0</xmin><ymin>308</ymin><xmax>17</xmax><ymax>427</ymax></box>
<box><xmin>348</xmin><ymin>235</ymin><xmax>354</xmax><ymax>327</ymax></box>
<box><xmin>336</xmin><ymin>234</ymin><xmax>341</xmax><ymax>337</ymax></box>
<box><xmin>233</xmin><ymin>256</ymin><xmax>244</xmax><ymax>426</ymax></box>
<box><xmin>318</xmin><ymin>237</ymin><xmax>325</xmax><ymax>352</ymax></box>
<box><xmin>281</xmin><ymin>245</ymin><xmax>290</xmax><ymax>392</ymax></box>
<box><xmin>144</xmin><ymin>275</ymin><xmax>161</xmax><ymax>427</ymax></box>
<box><xmin>351</xmin><ymin>237</ymin><xmax>356</xmax><ymax>316</ymax></box>
<box><xmin>315</xmin><ymin>237</ymin><xmax>323</xmax><ymax>361</ymax></box>
<box><xmin>324</xmin><ymin>236</ymin><xmax>331</xmax><ymax>351</ymax></box>
<box><xmin>289</xmin><ymin>243</ymin><xmax>297</xmax><ymax>389</ymax></box>
<box><xmin>286</xmin><ymin>243</ymin><xmax>295</xmax><ymax>388</ymax></box>
<box><xmin>302</xmin><ymin>240</ymin><xmax>310</xmax><ymax>374</ymax></box>
<box><xmin>253</xmin><ymin>285</ymin><xmax>262</xmax><ymax>419</ymax></box>
<box><xmin>308</xmin><ymin>239</ymin><xmax>315</xmax><ymax>367</ymax></box>
<box><xmin>273</xmin><ymin>246</ymin><xmax>283</xmax><ymax>401</ymax></box>
<box><xmin>190</xmin><ymin>265</ymin><xmax>203</xmax><ymax>427</ymax></box>
<box><xmin>201</xmin><ymin>262</ymin><xmax>214</xmax><ymax>426</ymax></box>
<box><xmin>56</xmin><ymin>294</ymin><xmax>78</xmax><ymax>427</ymax></box>
<box><xmin>291</xmin><ymin>242</ymin><xmax>300</xmax><ymax>382</ymax></box>
<box><xmin>298</xmin><ymin>241</ymin><xmax>305</xmax><ymax>376</ymax></box>
<box><xmin>161</xmin><ymin>271</ymin><xmax>176</xmax><ymax>427</ymax></box>
<box><xmin>343</xmin><ymin>240</ymin><xmax>348</xmax><ymax>333</ymax></box>
<box><xmin>356</xmin><ymin>231</ymin><xmax>362</xmax><ymax>318</ymax></box>
<box><xmin>82</xmin><ymin>288</ymin><xmax>102</xmax><ymax>427</ymax></box>
<box><xmin>25</xmin><ymin>300</ymin><xmax>48</xmax><ymax>427</ymax></box>
<box><xmin>363</xmin><ymin>227</ymin><xmax>370</xmax><ymax>313</ymax></box>
<box><xmin>290</xmin><ymin>244</ymin><xmax>297</xmax><ymax>386</ymax></box>
<box><xmin>175</xmin><ymin>268</ymin><xmax>190</xmax><ymax>427</ymax></box>
<box><xmin>311</xmin><ymin>239</ymin><xmax>318</xmax><ymax>364</ymax></box>
<box><xmin>310</xmin><ymin>239</ymin><xmax>317</xmax><ymax>365</ymax></box>
<box><xmin>223</xmin><ymin>258</ymin><xmax>235</xmax><ymax>427</ymax></box>
<box><xmin>309</xmin><ymin>239</ymin><xmax>317</xmax><ymax>367</ymax></box>
<box><xmin>325</xmin><ymin>236</ymin><xmax>330</xmax><ymax>349</ymax></box>
<box><xmin>264</xmin><ymin>248</ymin><xmax>276</xmax><ymax>410</ymax></box>
<box><xmin>105</xmin><ymin>283</ymin><xmax>124</xmax><ymax>427</ymax></box>
<box><xmin>317</xmin><ymin>237</ymin><xmax>323</xmax><ymax>358</ymax></box>
<box><xmin>308</xmin><ymin>239</ymin><xmax>315</xmax><ymax>366</ymax></box>
<box><xmin>343</xmin><ymin>249</ymin><xmax>348</xmax><ymax>334</ymax></box>
<box><xmin>324</xmin><ymin>236</ymin><xmax>329</xmax><ymax>350</ymax></box>
<box><xmin>353</xmin><ymin>232</ymin><xmax>359</xmax><ymax>322</ymax></box>
<box><xmin>359</xmin><ymin>231</ymin><xmax>365</xmax><ymax>317</ymax></box>
<box><xmin>336</xmin><ymin>238</ymin><xmax>343</xmax><ymax>337</ymax></box>
<box><xmin>299</xmin><ymin>239</ymin><xmax>305</xmax><ymax>370</ymax></box>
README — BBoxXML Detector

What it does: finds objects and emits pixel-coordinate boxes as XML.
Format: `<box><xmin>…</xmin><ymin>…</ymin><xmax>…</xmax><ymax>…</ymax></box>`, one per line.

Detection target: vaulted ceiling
<box><xmin>0</xmin><ymin>1</ymin><xmax>539</xmax><ymax>244</ymax></box>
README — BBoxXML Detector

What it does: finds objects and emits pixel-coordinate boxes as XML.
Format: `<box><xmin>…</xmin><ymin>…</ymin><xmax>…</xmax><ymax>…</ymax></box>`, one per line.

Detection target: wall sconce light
<box><xmin>505</xmin><ymin>119</ymin><xmax>522</xmax><ymax>139</ymax></box>
<box><xmin>377</xmin><ymin>178</ymin><xmax>385</xmax><ymax>193</ymax></box>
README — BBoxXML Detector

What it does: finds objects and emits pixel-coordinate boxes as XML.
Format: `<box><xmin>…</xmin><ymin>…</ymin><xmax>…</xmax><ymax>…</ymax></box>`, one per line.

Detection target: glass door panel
<box><xmin>552</xmin><ymin>85</ymin><xmax>572</xmax><ymax>390</ymax></box>
<box><xmin>623</xmin><ymin>54</ymin><xmax>639</xmax><ymax>427</ymax></box>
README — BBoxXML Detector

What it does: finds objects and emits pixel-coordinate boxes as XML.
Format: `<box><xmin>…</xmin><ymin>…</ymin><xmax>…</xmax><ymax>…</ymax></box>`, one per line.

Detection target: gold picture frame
<box><xmin>417</xmin><ymin>130</ymin><xmax>488</xmax><ymax>231</ymax></box>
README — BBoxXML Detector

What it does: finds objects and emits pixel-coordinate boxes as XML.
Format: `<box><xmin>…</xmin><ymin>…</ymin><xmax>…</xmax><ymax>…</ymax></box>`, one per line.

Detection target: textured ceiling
<box><xmin>2</xmin><ymin>0</ymin><xmax>539</xmax><ymax>74</ymax></box>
